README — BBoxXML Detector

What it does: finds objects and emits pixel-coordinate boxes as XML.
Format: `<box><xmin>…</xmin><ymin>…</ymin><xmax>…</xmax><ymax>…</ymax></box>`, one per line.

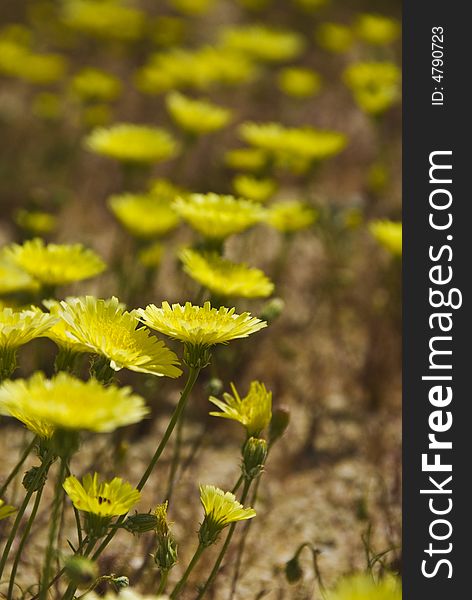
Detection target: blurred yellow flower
<box><xmin>137</xmin><ymin>301</ymin><xmax>267</xmax><ymax>347</ymax></box>
<box><xmin>62</xmin><ymin>0</ymin><xmax>145</xmax><ymax>41</ymax></box>
<box><xmin>277</xmin><ymin>67</ymin><xmax>322</xmax><ymax>98</ymax></box>
<box><xmin>169</xmin><ymin>0</ymin><xmax>215</xmax><ymax>16</ymax></box>
<box><xmin>180</xmin><ymin>249</ymin><xmax>274</xmax><ymax>298</ymax></box>
<box><xmin>0</xmin><ymin>39</ymin><xmax>66</xmax><ymax>84</ymax></box>
<box><xmin>199</xmin><ymin>484</ymin><xmax>256</xmax><ymax>545</ymax></box>
<box><xmin>64</xmin><ymin>473</ymin><xmax>140</xmax><ymax>516</ymax></box>
<box><xmin>343</xmin><ymin>62</ymin><xmax>401</xmax><ymax>115</ymax></box>
<box><xmin>0</xmin><ymin>307</ymin><xmax>56</xmax><ymax>350</ymax></box>
<box><xmin>71</xmin><ymin>68</ymin><xmax>122</xmax><ymax>103</ymax></box>
<box><xmin>108</xmin><ymin>193</ymin><xmax>180</xmax><ymax>238</ymax></box>
<box><xmin>209</xmin><ymin>381</ymin><xmax>272</xmax><ymax>435</ymax></box>
<box><xmin>325</xmin><ymin>574</ymin><xmax>401</xmax><ymax>600</ymax></box>
<box><xmin>166</xmin><ymin>92</ymin><xmax>232</xmax><ymax>135</ymax></box>
<box><xmin>5</xmin><ymin>238</ymin><xmax>106</xmax><ymax>286</ymax></box>
<box><xmin>32</xmin><ymin>93</ymin><xmax>62</xmax><ymax>121</ymax></box>
<box><xmin>82</xmin><ymin>104</ymin><xmax>113</xmax><ymax>128</ymax></box>
<box><xmin>369</xmin><ymin>220</ymin><xmax>402</xmax><ymax>256</ymax></box>
<box><xmin>138</xmin><ymin>241</ymin><xmax>164</xmax><ymax>268</ymax></box>
<box><xmin>295</xmin><ymin>0</ymin><xmax>329</xmax><ymax>11</ymax></box>
<box><xmin>0</xmin><ymin>372</ymin><xmax>149</xmax><ymax>434</ymax></box>
<box><xmin>0</xmin><ymin>256</ymin><xmax>39</xmax><ymax>295</ymax></box>
<box><xmin>232</xmin><ymin>175</ymin><xmax>276</xmax><ymax>203</ymax></box>
<box><xmin>224</xmin><ymin>148</ymin><xmax>267</xmax><ymax>172</ymax></box>
<box><xmin>220</xmin><ymin>25</ymin><xmax>305</xmax><ymax>63</ymax></box>
<box><xmin>148</xmin><ymin>178</ymin><xmax>184</xmax><ymax>200</ymax></box>
<box><xmin>150</xmin><ymin>16</ymin><xmax>186</xmax><ymax>47</ymax></box>
<box><xmin>173</xmin><ymin>193</ymin><xmax>265</xmax><ymax>239</ymax></box>
<box><xmin>355</xmin><ymin>13</ymin><xmax>400</xmax><ymax>46</ymax></box>
<box><xmin>58</xmin><ymin>296</ymin><xmax>182</xmax><ymax>377</ymax></box>
<box><xmin>266</xmin><ymin>200</ymin><xmax>317</xmax><ymax>232</ymax></box>
<box><xmin>86</xmin><ymin>124</ymin><xmax>179</xmax><ymax>164</ymax></box>
<box><xmin>0</xmin><ymin>499</ymin><xmax>16</xmax><ymax>521</ymax></box>
<box><xmin>315</xmin><ymin>22</ymin><xmax>354</xmax><ymax>53</ymax></box>
<box><xmin>15</xmin><ymin>210</ymin><xmax>57</xmax><ymax>235</ymax></box>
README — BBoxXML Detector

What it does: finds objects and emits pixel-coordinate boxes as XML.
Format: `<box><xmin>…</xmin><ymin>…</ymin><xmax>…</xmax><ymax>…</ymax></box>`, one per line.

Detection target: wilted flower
<box><xmin>0</xmin><ymin>372</ymin><xmax>148</xmax><ymax>435</ymax></box>
<box><xmin>209</xmin><ymin>381</ymin><xmax>272</xmax><ymax>436</ymax></box>
<box><xmin>137</xmin><ymin>301</ymin><xmax>267</xmax><ymax>348</ymax></box>
<box><xmin>277</xmin><ymin>67</ymin><xmax>322</xmax><ymax>98</ymax></box>
<box><xmin>199</xmin><ymin>484</ymin><xmax>256</xmax><ymax>546</ymax></box>
<box><xmin>14</xmin><ymin>210</ymin><xmax>57</xmax><ymax>235</ymax></box>
<box><xmin>0</xmin><ymin>499</ymin><xmax>16</xmax><ymax>520</ymax></box>
<box><xmin>325</xmin><ymin>574</ymin><xmax>401</xmax><ymax>600</ymax></box>
<box><xmin>369</xmin><ymin>220</ymin><xmax>402</xmax><ymax>256</ymax></box>
<box><xmin>266</xmin><ymin>200</ymin><xmax>317</xmax><ymax>232</ymax></box>
<box><xmin>173</xmin><ymin>193</ymin><xmax>265</xmax><ymax>239</ymax></box>
<box><xmin>315</xmin><ymin>22</ymin><xmax>354</xmax><ymax>53</ymax></box>
<box><xmin>5</xmin><ymin>238</ymin><xmax>106</xmax><ymax>287</ymax></box>
<box><xmin>108</xmin><ymin>193</ymin><xmax>180</xmax><ymax>239</ymax></box>
<box><xmin>85</xmin><ymin>124</ymin><xmax>179</xmax><ymax>164</ymax></box>
<box><xmin>233</xmin><ymin>175</ymin><xmax>276</xmax><ymax>203</ymax></box>
<box><xmin>180</xmin><ymin>249</ymin><xmax>274</xmax><ymax>298</ymax></box>
<box><xmin>224</xmin><ymin>148</ymin><xmax>267</xmax><ymax>172</ymax></box>
<box><xmin>220</xmin><ymin>25</ymin><xmax>305</xmax><ymax>63</ymax></box>
<box><xmin>355</xmin><ymin>13</ymin><xmax>400</xmax><ymax>46</ymax></box>
<box><xmin>153</xmin><ymin>502</ymin><xmax>178</xmax><ymax>572</ymax></box>
<box><xmin>343</xmin><ymin>62</ymin><xmax>401</xmax><ymax>115</ymax></box>
<box><xmin>57</xmin><ymin>296</ymin><xmax>182</xmax><ymax>377</ymax></box>
<box><xmin>61</xmin><ymin>0</ymin><xmax>145</xmax><ymax>41</ymax></box>
<box><xmin>71</xmin><ymin>68</ymin><xmax>122</xmax><ymax>103</ymax></box>
<box><xmin>64</xmin><ymin>473</ymin><xmax>140</xmax><ymax>517</ymax></box>
<box><xmin>166</xmin><ymin>92</ymin><xmax>232</xmax><ymax>135</ymax></box>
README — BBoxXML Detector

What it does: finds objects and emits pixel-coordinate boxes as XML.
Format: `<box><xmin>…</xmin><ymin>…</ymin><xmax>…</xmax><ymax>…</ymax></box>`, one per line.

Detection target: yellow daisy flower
<box><xmin>71</xmin><ymin>68</ymin><xmax>122</xmax><ymax>103</ymax></box>
<box><xmin>180</xmin><ymin>249</ymin><xmax>274</xmax><ymax>299</ymax></box>
<box><xmin>326</xmin><ymin>574</ymin><xmax>401</xmax><ymax>600</ymax></box>
<box><xmin>343</xmin><ymin>62</ymin><xmax>401</xmax><ymax>115</ymax></box>
<box><xmin>85</xmin><ymin>124</ymin><xmax>179</xmax><ymax>164</ymax></box>
<box><xmin>5</xmin><ymin>238</ymin><xmax>106</xmax><ymax>287</ymax></box>
<box><xmin>137</xmin><ymin>301</ymin><xmax>267</xmax><ymax>348</ymax></box>
<box><xmin>220</xmin><ymin>25</ymin><xmax>305</xmax><ymax>63</ymax></box>
<box><xmin>170</xmin><ymin>0</ymin><xmax>215</xmax><ymax>16</ymax></box>
<box><xmin>42</xmin><ymin>298</ymin><xmax>91</xmax><ymax>354</ymax></box>
<box><xmin>173</xmin><ymin>193</ymin><xmax>265</xmax><ymax>239</ymax></box>
<box><xmin>138</xmin><ymin>242</ymin><xmax>164</xmax><ymax>269</ymax></box>
<box><xmin>58</xmin><ymin>296</ymin><xmax>182</xmax><ymax>377</ymax></box>
<box><xmin>0</xmin><ymin>256</ymin><xmax>39</xmax><ymax>296</ymax></box>
<box><xmin>209</xmin><ymin>381</ymin><xmax>272</xmax><ymax>436</ymax></box>
<box><xmin>232</xmin><ymin>175</ymin><xmax>276</xmax><ymax>203</ymax></box>
<box><xmin>63</xmin><ymin>473</ymin><xmax>140</xmax><ymax>517</ymax></box>
<box><xmin>14</xmin><ymin>210</ymin><xmax>57</xmax><ymax>235</ymax></box>
<box><xmin>369</xmin><ymin>220</ymin><xmax>402</xmax><ymax>257</ymax></box>
<box><xmin>224</xmin><ymin>148</ymin><xmax>267</xmax><ymax>172</ymax></box>
<box><xmin>0</xmin><ymin>307</ymin><xmax>56</xmax><ymax>350</ymax></box>
<box><xmin>0</xmin><ymin>44</ymin><xmax>66</xmax><ymax>84</ymax></box>
<box><xmin>166</xmin><ymin>92</ymin><xmax>232</xmax><ymax>135</ymax></box>
<box><xmin>108</xmin><ymin>193</ymin><xmax>180</xmax><ymax>239</ymax></box>
<box><xmin>315</xmin><ymin>22</ymin><xmax>354</xmax><ymax>54</ymax></box>
<box><xmin>277</xmin><ymin>67</ymin><xmax>322</xmax><ymax>99</ymax></box>
<box><xmin>0</xmin><ymin>499</ymin><xmax>16</xmax><ymax>521</ymax></box>
<box><xmin>199</xmin><ymin>484</ymin><xmax>256</xmax><ymax>545</ymax></box>
<box><xmin>266</xmin><ymin>200</ymin><xmax>317</xmax><ymax>232</ymax></box>
<box><xmin>355</xmin><ymin>13</ymin><xmax>400</xmax><ymax>46</ymax></box>
<box><xmin>0</xmin><ymin>372</ymin><xmax>148</xmax><ymax>435</ymax></box>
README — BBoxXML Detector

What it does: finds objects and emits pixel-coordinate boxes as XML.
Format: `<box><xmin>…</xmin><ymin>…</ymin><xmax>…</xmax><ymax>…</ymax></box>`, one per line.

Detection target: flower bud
<box><xmin>154</xmin><ymin>535</ymin><xmax>178</xmax><ymax>571</ymax></box>
<box><xmin>269</xmin><ymin>406</ymin><xmax>290</xmax><ymax>444</ymax></box>
<box><xmin>124</xmin><ymin>512</ymin><xmax>158</xmax><ymax>534</ymax></box>
<box><xmin>285</xmin><ymin>556</ymin><xmax>303</xmax><ymax>584</ymax></box>
<box><xmin>260</xmin><ymin>298</ymin><xmax>285</xmax><ymax>322</ymax></box>
<box><xmin>22</xmin><ymin>466</ymin><xmax>48</xmax><ymax>492</ymax></box>
<box><xmin>64</xmin><ymin>556</ymin><xmax>98</xmax><ymax>587</ymax></box>
<box><xmin>206</xmin><ymin>377</ymin><xmax>223</xmax><ymax>396</ymax></box>
<box><xmin>242</xmin><ymin>437</ymin><xmax>268</xmax><ymax>481</ymax></box>
<box><xmin>111</xmin><ymin>576</ymin><xmax>129</xmax><ymax>589</ymax></box>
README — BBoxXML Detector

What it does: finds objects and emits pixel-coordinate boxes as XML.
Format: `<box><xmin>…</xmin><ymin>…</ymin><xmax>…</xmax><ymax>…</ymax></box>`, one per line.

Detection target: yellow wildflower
<box><xmin>42</xmin><ymin>298</ymin><xmax>91</xmax><ymax>354</ymax></box>
<box><xmin>173</xmin><ymin>193</ymin><xmax>265</xmax><ymax>239</ymax></box>
<box><xmin>209</xmin><ymin>381</ymin><xmax>272</xmax><ymax>435</ymax></box>
<box><xmin>138</xmin><ymin>242</ymin><xmax>164</xmax><ymax>268</ymax></box>
<box><xmin>166</xmin><ymin>92</ymin><xmax>232</xmax><ymax>135</ymax></box>
<box><xmin>0</xmin><ymin>372</ymin><xmax>149</xmax><ymax>434</ymax></box>
<box><xmin>150</xmin><ymin>16</ymin><xmax>186</xmax><ymax>47</ymax></box>
<box><xmin>58</xmin><ymin>296</ymin><xmax>182</xmax><ymax>377</ymax></box>
<box><xmin>233</xmin><ymin>175</ymin><xmax>276</xmax><ymax>203</ymax></box>
<box><xmin>137</xmin><ymin>301</ymin><xmax>267</xmax><ymax>347</ymax></box>
<box><xmin>266</xmin><ymin>200</ymin><xmax>317</xmax><ymax>232</ymax></box>
<box><xmin>5</xmin><ymin>238</ymin><xmax>105</xmax><ymax>287</ymax></box>
<box><xmin>343</xmin><ymin>62</ymin><xmax>401</xmax><ymax>115</ymax></box>
<box><xmin>277</xmin><ymin>67</ymin><xmax>322</xmax><ymax>98</ymax></box>
<box><xmin>15</xmin><ymin>210</ymin><xmax>57</xmax><ymax>235</ymax></box>
<box><xmin>0</xmin><ymin>499</ymin><xmax>16</xmax><ymax>521</ymax></box>
<box><xmin>369</xmin><ymin>220</ymin><xmax>402</xmax><ymax>256</ymax></box>
<box><xmin>0</xmin><ymin>307</ymin><xmax>56</xmax><ymax>350</ymax></box>
<box><xmin>108</xmin><ymin>193</ymin><xmax>180</xmax><ymax>238</ymax></box>
<box><xmin>64</xmin><ymin>473</ymin><xmax>140</xmax><ymax>516</ymax></box>
<box><xmin>32</xmin><ymin>93</ymin><xmax>62</xmax><ymax>121</ymax></box>
<box><xmin>326</xmin><ymin>573</ymin><xmax>401</xmax><ymax>600</ymax></box>
<box><xmin>169</xmin><ymin>0</ymin><xmax>215</xmax><ymax>16</ymax></box>
<box><xmin>0</xmin><ymin>256</ymin><xmax>39</xmax><ymax>296</ymax></box>
<box><xmin>295</xmin><ymin>0</ymin><xmax>329</xmax><ymax>11</ymax></box>
<box><xmin>355</xmin><ymin>13</ymin><xmax>400</xmax><ymax>46</ymax></box>
<box><xmin>220</xmin><ymin>25</ymin><xmax>305</xmax><ymax>63</ymax></box>
<box><xmin>180</xmin><ymin>249</ymin><xmax>274</xmax><ymax>298</ymax></box>
<box><xmin>0</xmin><ymin>40</ymin><xmax>66</xmax><ymax>84</ymax></box>
<box><xmin>86</xmin><ymin>124</ymin><xmax>179</xmax><ymax>164</ymax></box>
<box><xmin>224</xmin><ymin>148</ymin><xmax>267</xmax><ymax>172</ymax></box>
<box><xmin>71</xmin><ymin>68</ymin><xmax>122</xmax><ymax>103</ymax></box>
<box><xmin>148</xmin><ymin>178</ymin><xmax>184</xmax><ymax>200</ymax></box>
<box><xmin>315</xmin><ymin>22</ymin><xmax>354</xmax><ymax>53</ymax></box>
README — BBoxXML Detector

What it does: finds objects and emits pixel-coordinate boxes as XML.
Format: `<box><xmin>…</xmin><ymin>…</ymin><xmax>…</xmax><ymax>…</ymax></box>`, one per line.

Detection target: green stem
<box><xmin>196</xmin><ymin>480</ymin><xmax>252</xmax><ymax>599</ymax></box>
<box><xmin>0</xmin><ymin>457</ymin><xmax>51</xmax><ymax>580</ymax></box>
<box><xmin>0</xmin><ymin>436</ymin><xmax>37</xmax><ymax>498</ymax></box>
<box><xmin>164</xmin><ymin>408</ymin><xmax>185</xmax><ymax>502</ymax></box>
<box><xmin>157</xmin><ymin>570</ymin><xmax>169</xmax><ymax>595</ymax></box>
<box><xmin>7</xmin><ymin>483</ymin><xmax>45</xmax><ymax>599</ymax></box>
<box><xmin>39</xmin><ymin>458</ymin><xmax>67</xmax><ymax>600</ymax></box>
<box><xmin>170</xmin><ymin>543</ymin><xmax>205</xmax><ymax>599</ymax></box>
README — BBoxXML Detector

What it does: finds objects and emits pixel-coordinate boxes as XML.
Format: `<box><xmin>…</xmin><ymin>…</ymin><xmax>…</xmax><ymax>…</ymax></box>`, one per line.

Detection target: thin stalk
<box><xmin>0</xmin><ymin>436</ymin><xmax>37</xmax><ymax>497</ymax></box>
<box><xmin>0</xmin><ymin>457</ymin><xmax>51</xmax><ymax>579</ymax></box>
<box><xmin>39</xmin><ymin>458</ymin><xmax>67</xmax><ymax>600</ymax></box>
<box><xmin>196</xmin><ymin>480</ymin><xmax>252</xmax><ymax>599</ymax></box>
<box><xmin>7</xmin><ymin>484</ymin><xmax>45</xmax><ymax>599</ymax></box>
<box><xmin>164</xmin><ymin>407</ymin><xmax>185</xmax><ymax>502</ymax></box>
<box><xmin>170</xmin><ymin>543</ymin><xmax>205</xmax><ymax>599</ymax></box>
<box><xmin>156</xmin><ymin>570</ymin><xmax>169</xmax><ymax>595</ymax></box>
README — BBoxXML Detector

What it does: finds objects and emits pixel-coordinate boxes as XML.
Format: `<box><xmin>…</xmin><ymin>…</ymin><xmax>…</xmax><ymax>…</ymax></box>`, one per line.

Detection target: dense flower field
<box><xmin>0</xmin><ymin>0</ymin><xmax>401</xmax><ymax>598</ymax></box>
